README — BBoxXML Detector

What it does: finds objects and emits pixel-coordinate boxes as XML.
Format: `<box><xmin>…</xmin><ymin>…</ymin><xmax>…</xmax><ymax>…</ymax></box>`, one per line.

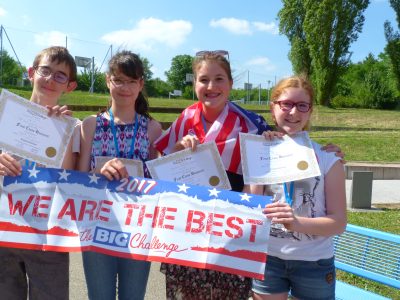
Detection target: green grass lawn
<box><xmin>55</xmin><ymin>89</ymin><xmax>400</xmax><ymax>163</ymax></box>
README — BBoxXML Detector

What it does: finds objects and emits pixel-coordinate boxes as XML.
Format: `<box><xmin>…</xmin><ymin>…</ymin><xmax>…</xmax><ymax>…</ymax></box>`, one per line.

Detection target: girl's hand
<box><xmin>0</xmin><ymin>153</ymin><xmax>22</xmax><ymax>176</ymax></box>
<box><xmin>100</xmin><ymin>158</ymin><xmax>129</xmax><ymax>181</ymax></box>
<box><xmin>321</xmin><ymin>143</ymin><xmax>346</xmax><ymax>163</ymax></box>
<box><xmin>173</xmin><ymin>134</ymin><xmax>199</xmax><ymax>152</ymax></box>
<box><xmin>263</xmin><ymin>201</ymin><xmax>298</xmax><ymax>231</ymax></box>
<box><xmin>261</xmin><ymin>130</ymin><xmax>285</xmax><ymax>141</ymax></box>
<box><xmin>46</xmin><ymin>105</ymin><xmax>73</xmax><ymax>117</ymax></box>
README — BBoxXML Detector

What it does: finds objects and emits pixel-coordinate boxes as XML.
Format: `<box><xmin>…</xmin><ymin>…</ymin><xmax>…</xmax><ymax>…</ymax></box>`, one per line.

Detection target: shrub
<box><xmin>331</xmin><ymin>95</ymin><xmax>362</xmax><ymax>108</ymax></box>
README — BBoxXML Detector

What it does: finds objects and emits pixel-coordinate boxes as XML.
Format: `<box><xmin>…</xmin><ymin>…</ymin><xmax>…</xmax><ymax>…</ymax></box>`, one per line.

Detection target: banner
<box><xmin>0</xmin><ymin>165</ymin><xmax>272</xmax><ymax>279</ymax></box>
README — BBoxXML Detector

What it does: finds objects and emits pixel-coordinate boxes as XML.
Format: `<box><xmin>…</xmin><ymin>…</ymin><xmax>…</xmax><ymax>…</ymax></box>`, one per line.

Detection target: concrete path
<box><xmin>346</xmin><ymin>179</ymin><xmax>400</xmax><ymax>206</ymax></box>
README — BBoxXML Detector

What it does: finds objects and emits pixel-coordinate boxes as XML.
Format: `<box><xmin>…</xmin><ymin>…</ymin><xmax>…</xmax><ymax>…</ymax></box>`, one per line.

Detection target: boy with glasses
<box><xmin>0</xmin><ymin>46</ymin><xmax>78</xmax><ymax>300</ymax></box>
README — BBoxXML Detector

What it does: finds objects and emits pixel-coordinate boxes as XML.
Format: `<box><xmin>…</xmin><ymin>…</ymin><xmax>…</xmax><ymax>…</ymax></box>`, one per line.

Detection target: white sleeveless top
<box><xmin>266</xmin><ymin>141</ymin><xmax>341</xmax><ymax>261</ymax></box>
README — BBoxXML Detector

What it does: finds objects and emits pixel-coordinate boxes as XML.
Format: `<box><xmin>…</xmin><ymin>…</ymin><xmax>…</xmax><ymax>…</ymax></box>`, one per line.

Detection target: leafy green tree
<box><xmin>146</xmin><ymin>77</ymin><xmax>172</xmax><ymax>98</ymax></box>
<box><xmin>384</xmin><ymin>0</ymin><xmax>400</xmax><ymax>91</ymax></box>
<box><xmin>303</xmin><ymin>0</ymin><xmax>369</xmax><ymax>106</ymax></box>
<box><xmin>139</xmin><ymin>55</ymin><xmax>156</xmax><ymax>96</ymax></box>
<box><xmin>278</xmin><ymin>0</ymin><xmax>312</xmax><ymax>77</ymax></box>
<box><xmin>139</xmin><ymin>56</ymin><xmax>153</xmax><ymax>82</ymax></box>
<box><xmin>165</xmin><ymin>55</ymin><xmax>193</xmax><ymax>91</ymax></box>
<box><xmin>334</xmin><ymin>53</ymin><xmax>398</xmax><ymax>108</ymax></box>
<box><xmin>0</xmin><ymin>50</ymin><xmax>25</xmax><ymax>86</ymax></box>
<box><xmin>77</xmin><ymin>67</ymin><xmax>107</xmax><ymax>93</ymax></box>
<box><xmin>279</xmin><ymin>0</ymin><xmax>369</xmax><ymax>106</ymax></box>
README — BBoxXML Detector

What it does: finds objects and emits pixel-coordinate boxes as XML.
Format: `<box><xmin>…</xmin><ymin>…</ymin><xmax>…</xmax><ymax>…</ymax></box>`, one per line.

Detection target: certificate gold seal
<box><xmin>45</xmin><ymin>147</ymin><xmax>57</xmax><ymax>158</ymax></box>
<box><xmin>209</xmin><ymin>176</ymin><xmax>220</xmax><ymax>186</ymax></box>
<box><xmin>297</xmin><ymin>160</ymin><xmax>309</xmax><ymax>170</ymax></box>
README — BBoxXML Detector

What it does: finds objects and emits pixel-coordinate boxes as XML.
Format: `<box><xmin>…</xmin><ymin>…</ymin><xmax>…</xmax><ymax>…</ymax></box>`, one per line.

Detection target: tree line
<box><xmin>0</xmin><ymin>0</ymin><xmax>399</xmax><ymax>109</ymax></box>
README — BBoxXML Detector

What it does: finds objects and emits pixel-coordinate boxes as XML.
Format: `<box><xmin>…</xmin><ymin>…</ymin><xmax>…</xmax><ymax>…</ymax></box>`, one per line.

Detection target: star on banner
<box><xmin>88</xmin><ymin>173</ymin><xmax>100</xmax><ymax>184</ymax></box>
<box><xmin>240</xmin><ymin>193</ymin><xmax>251</xmax><ymax>202</ymax></box>
<box><xmin>28</xmin><ymin>165</ymin><xmax>40</xmax><ymax>178</ymax></box>
<box><xmin>58</xmin><ymin>169</ymin><xmax>70</xmax><ymax>181</ymax></box>
<box><xmin>208</xmin><ymin>188</ymin><xmax>221</xmax><ymax>198</ymax></box>
<box><xmin>178</xmin><ymin>183</ymin><xmax>190</xmax><ymax>193</ymax></box>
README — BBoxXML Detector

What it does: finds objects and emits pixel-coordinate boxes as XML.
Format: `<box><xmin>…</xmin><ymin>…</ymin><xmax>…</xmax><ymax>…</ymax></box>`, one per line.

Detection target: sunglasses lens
<box><xmin>195</xmin><ymin>50</ymin><xmax>229</xmax><ymax>59</ymax></box>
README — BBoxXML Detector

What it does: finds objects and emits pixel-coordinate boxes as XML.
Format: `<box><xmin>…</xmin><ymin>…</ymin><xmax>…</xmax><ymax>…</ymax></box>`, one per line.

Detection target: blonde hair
<box><xmin>270</xmin><ymin>75</ymin><xmax>314</xmax><ymax>130</ymax></box>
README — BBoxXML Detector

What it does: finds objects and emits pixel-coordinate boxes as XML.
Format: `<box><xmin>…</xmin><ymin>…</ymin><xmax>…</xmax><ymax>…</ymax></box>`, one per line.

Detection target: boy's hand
<box><xmin>0</xmin><ymin>153</ymin><xmax>22</xmax><ymax>176</ymax></box>
<box><xmin>46</xmin><ymin>105</ymin><xmax>73</xmax><ymax>117</ymax></box>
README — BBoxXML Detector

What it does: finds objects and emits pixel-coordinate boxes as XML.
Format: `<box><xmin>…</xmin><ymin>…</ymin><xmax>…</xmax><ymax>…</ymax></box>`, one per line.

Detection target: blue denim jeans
<box><xmin>252</xmin><ymin>255</ymin><xmax>336</xmax><ymax>300</ymax></box>
<box><xmin>83</xmin><ymin>251</ymin><xmax>151</xmax><ymax>300</ymax></box>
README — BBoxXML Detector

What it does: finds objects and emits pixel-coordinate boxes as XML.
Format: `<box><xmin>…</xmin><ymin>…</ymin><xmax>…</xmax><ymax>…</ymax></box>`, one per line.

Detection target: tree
<box><xmin>146</xmin><ymin>77</ymin><xmax>171</xmax><ymax>98</ymax></box>
<box><xmin>334</xmin><ymin>53</ymin><xmax>398</xmax><ymax>108</ymax></box>
<box><xmin>165</xmin><ymin>55</ymin><xmax>193</xmax><ymax>91</ymax></box>
<box><xmin>279</xmin><ymin>0</ymin><xmax>369</xmax><ymax>106</ymax></box>
<box><xmin>303</xmin><ymin>0</ymin><xmax>369</xmax><ymax>106</ymax></box>
<box><xmin>278</xmin><ymin>0</ymin><xmax>312</xmax><ymax>77</ymax></box>
<box><xmin>139</xmin><ymin>55</ymin><xmax>153</xmax><ymax>82</ymax></box>
<box><xmin>139</xmin><ymin>55</ymin><xmax>155</xmax><ymax>95</ymax></box>
<box><xmin>384</xmin><ymin>0</ymin><xmax>400</xmax><ymax>91</ymax></box>
<box><xmin>76</xmin><ymin>66</ymin><xmax>107</xmax><ymax>93</ymax></box>
<box><xmin>0</xmin><ymin>50</ymin><xmax>25</xmax><ymax>86</ymax></box>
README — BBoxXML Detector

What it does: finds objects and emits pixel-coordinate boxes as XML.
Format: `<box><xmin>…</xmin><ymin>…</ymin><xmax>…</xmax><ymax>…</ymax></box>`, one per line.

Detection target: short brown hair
<box><xmin>32</xmin><ymin>46</ymin><xmax>77</xmax><ymax>82</ymax></box>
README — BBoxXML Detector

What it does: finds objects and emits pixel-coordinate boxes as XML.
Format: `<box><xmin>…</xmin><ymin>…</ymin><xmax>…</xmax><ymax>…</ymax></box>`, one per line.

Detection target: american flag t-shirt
<box><xmin>155</xmin><ymin>101</ymin><xmax>271</xmax><ymax>174</ymax></box>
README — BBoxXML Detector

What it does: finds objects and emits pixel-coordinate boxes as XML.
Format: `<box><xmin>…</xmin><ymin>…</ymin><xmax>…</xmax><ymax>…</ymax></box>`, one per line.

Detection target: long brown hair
<box><xmin>107</xmin><ymin>51</ymin><xmax>150</xmax><ymax>118</ymax></box>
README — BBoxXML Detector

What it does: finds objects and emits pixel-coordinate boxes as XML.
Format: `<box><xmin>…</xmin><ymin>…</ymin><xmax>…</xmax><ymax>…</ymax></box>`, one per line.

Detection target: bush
<box><xmin>331</xmin><ymin>95</ymin><xmax>363</xmax><ymax>108</ymax></box>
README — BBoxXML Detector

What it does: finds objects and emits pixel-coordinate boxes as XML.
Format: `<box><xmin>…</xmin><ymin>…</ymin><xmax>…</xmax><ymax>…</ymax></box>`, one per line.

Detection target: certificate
<box><xmin>146</xmin><ymin>142</ymin><xmax>231</xmax><ymax>190</ymax></box>
<box><xmin>0</xmin><ymin>89</ymin><xmax>77</xmax><ymax>168</ymax></box>
<box><xmin>240</xmin><ymin>131</ymin><xmax>321</xmax><ymax>184</ymax></box>
<box><xmin>94</xmin><ymin>156</ymin><xmax>144</xmax><ymax>178</ymax></box>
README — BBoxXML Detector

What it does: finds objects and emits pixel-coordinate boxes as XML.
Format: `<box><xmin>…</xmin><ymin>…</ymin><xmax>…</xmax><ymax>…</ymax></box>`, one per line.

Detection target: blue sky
<box><xmin>0</xmin><ymin>0</ymin><xmax>397</xmax><ymax>89</ymax></box>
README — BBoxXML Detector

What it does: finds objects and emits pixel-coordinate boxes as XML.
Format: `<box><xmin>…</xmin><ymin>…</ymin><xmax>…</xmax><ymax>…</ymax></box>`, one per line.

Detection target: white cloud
<box><xmin>210</xmin><ymin>18</ymin><xmax>252</xmax><ymax>35</ymax></box>
<box><xmin>245</xmin><ymin>57</ymin><xmax>276</xmax><ymax>72</ymax></box>
<box><xmin>209</xmin><ymin>18</ymin><xmax>280</xmax><ymax>35</ymax></box>
<box><xmin>101</xmin><ymin>18</ymin><xmax>192</xmax><ymax>52</ymax></box>
<box><xmin>252</xmin><ymin>21</ymin><xmax>279</xmax><ymax>35</ymax></box>
<box><xmin>0</xmin><ymin>7</ymin><xmax>6</xmax><ymax>17</ymax></box>
<box><xmin>34</xmin><ymin>31</ymin><xmax>69</xmax><ymax>47</ymax></box>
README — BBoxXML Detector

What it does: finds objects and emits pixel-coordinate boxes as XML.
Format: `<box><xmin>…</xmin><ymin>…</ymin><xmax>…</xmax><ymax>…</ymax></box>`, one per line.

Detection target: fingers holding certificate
<box><xmin>146</xmin><ymin>141</ymin><xmax>231</xmax><ymax>190</ymax></box>
<box><xmin>0</xmin><ymin>89</ymin><xmax>77</xmax><ymax>168</ymax></box>
<box><xmin>239</xmin><ymin>131</ymin><xmax>321</xmax><ymax>184</ymax></box>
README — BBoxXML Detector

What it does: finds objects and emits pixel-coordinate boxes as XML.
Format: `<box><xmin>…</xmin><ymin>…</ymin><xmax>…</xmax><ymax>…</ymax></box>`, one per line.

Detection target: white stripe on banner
<box><xmin>0</xmin><ymin>166</ymin><xmax>272</xmax><ymax>279</ymax></box>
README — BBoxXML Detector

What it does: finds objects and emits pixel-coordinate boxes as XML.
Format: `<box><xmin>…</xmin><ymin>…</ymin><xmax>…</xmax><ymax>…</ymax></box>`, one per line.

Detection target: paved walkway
<box><xmin>346</xmin><ymin>179</ymin><xmax>400</xmax><ymax>206</ymax></box>
<box><xmin>69</xmin><ymin>180</ymin><xmax>400</xmax><ymax>300</ymax></box>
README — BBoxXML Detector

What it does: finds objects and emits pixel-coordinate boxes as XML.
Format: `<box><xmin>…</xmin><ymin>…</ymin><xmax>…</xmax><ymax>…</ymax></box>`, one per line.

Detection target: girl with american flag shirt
<box><xmin>155</xmin><ymin>52</ymin><xmax>344</xmax><ymax>299</ymax></box>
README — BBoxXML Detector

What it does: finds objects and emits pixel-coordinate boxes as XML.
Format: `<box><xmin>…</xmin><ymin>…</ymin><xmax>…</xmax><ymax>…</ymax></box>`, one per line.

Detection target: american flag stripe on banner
<box><xmin>0</xmin><ymin>166</ymin><xmax>272</xmax><ymax>279</ymax></box>
<box><xmin>155</xmin><ymin>101</ymin><xmax>271</xmax><ymax>174</ymax></box>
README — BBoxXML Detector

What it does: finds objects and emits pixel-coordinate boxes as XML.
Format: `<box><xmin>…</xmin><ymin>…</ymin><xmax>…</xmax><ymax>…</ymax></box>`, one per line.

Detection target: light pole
<box><xmin>267</xmin><ymin>80</ymin><xmax>272</xmax><ymax>104</ymax></box>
